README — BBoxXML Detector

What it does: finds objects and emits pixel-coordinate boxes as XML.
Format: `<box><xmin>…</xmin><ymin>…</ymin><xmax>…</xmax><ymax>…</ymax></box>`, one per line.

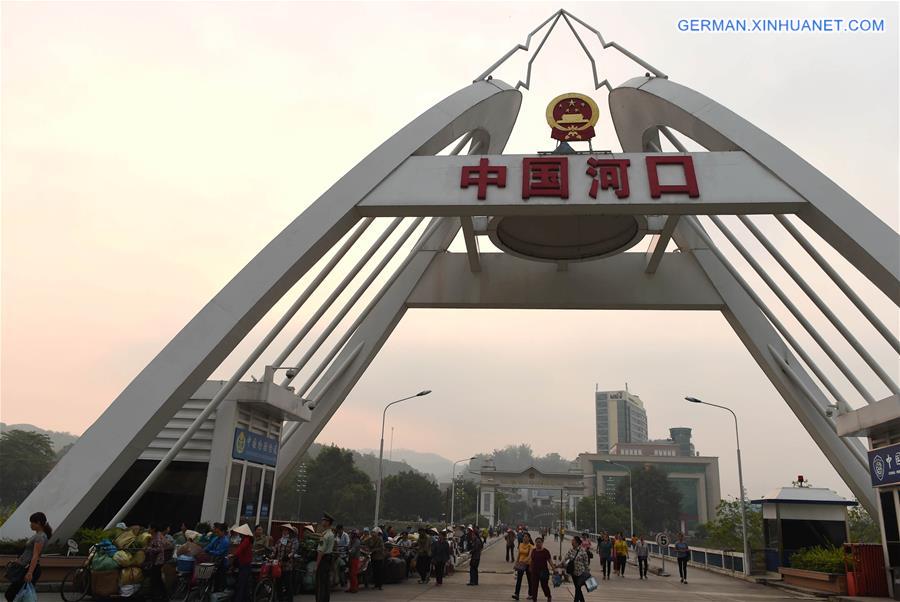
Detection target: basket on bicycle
<box><xmin>194</xmin><ymin>563</ymin><xmax>216</xmax><ymax>580</ymax></box>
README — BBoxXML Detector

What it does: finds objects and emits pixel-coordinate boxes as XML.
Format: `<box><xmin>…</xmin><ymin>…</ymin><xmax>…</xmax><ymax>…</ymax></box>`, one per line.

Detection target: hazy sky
<box><xmin>2</xmin><ymin>2</ymin><xmax>897</xmax><ymax>503</ymax></box>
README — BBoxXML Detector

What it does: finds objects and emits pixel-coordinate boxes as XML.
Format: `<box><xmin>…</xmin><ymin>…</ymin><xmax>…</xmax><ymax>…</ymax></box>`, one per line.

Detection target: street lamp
<box><xmin>686</xmin><ymin>396</ymin><xmax>750</xmax><ymax>576</ymax></box>
<box><xmin>600</xmin><ymin>460</ymin><xmax>633</xmax><ymax>537</ymax></box>
<box><xmin>295</xmin><ymin>463</ymin><xmax>308</xmax><ymax>521</ymax></box>
<box><xmin>450</xmin><ymin>457</ymin><xmax>476</xmax><ymax>526</ymax></box>
<box><xmin>373</xmin><ymin>390</ymin><xmax>431</xmax><ymax>527</ymax></box>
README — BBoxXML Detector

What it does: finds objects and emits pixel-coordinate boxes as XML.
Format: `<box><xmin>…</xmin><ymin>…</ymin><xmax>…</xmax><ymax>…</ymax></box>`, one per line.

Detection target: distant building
<box><xmin>595</xmin><ymin>389</ymin><xmax>648</xmax><ymax>453</ymax></box>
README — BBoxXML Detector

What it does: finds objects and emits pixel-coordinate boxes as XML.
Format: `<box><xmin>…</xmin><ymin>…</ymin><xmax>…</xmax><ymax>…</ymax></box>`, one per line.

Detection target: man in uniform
<box><xmin>315</xmin><ymin>512</ymin><xmax>335</xmax><ymax>602</ymax></box>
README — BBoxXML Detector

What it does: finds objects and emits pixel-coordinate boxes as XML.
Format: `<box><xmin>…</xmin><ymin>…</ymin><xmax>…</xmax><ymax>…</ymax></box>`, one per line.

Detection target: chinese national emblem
<box><xmin>546</xmin><ymin>93</ymin><xmax>599</xmax><ymax>142</ymax></box>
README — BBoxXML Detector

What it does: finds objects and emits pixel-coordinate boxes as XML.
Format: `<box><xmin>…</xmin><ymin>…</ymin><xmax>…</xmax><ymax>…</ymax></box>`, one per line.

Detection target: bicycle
<box><xmin>168</xmin><ymin>557</ymin><xmax>195</xmax><ymax>602</ymax></box>
<box><xmin>251</xmin><ymin>559</ymin><xmax>279</xmax><ymax>602</ymax></box>
<box><xmin>60</xmin><ymin>562</ymin><xmax>91</xmax><ymax>602</ymax></box>
<box><xmin>184</xmin><ymin>562</ymin><xmax>217</xmax><ymax>602</ymax></box>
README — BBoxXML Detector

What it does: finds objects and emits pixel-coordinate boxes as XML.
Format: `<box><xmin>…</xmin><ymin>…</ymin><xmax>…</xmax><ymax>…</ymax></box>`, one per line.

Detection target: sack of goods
<box><xmin>91</xmin><ymin>570</ymin><xmax>120</xmax><ymax>597</ymax></box>
<box><xmin>119</xmin><ymin>567</ymin><xmax>143</xmax><ymax>586</ymax></box>
<box><xmin>384</xmin><ymin>557</ymin><xmax>407</xmax><ymax>583</ymax></box>
<box><xmin>136</xmin><ymin>532</ymin><xmax>151</xmax><ymax>548</ymax></box>
<box><xmin>91</xmin><ymin>554</ymin><xmax>120</xmax><ymax>572</ymax></box>
<box><xmin>118</xmin><ymin>584</ymin><xmax>140</xmax><ymax>598</ymax></box>
<box><xmin>114</xmin><ymin>532</ymin><xmax>136</xmax><ymax>550</ymax></box>
<box><xmin>130</xmin><ymin>551</ymin><xmax>145</xmax><ymax>567</ymax></box>
<box><xmin>113</xmin><ymin>550</ymin><xmax>133</xmax><ymax>567</ymax></box>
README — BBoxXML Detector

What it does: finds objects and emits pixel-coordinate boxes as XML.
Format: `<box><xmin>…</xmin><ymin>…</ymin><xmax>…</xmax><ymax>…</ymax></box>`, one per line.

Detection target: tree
<box><xmin>615</xmin><ymin>465</ymin><xmax>681</xmax><ymax>533</ymax></box>
<box><xmin>273</xmin><ymin>445</ymin><xmax>373</xmax><ymax>527</ymax></box>
<box><xmin>382</xmin><ymin>471</ymin><xmax>442</xmax><ymax>522</ymax></box>
<box><xmin>0</xmin><ymin>430</ymin><xmax>56</xmax><ymax>506</ymax></box>
<box><xmin>849</xmin><ymin>505</ymin><xmax>881</xmax><ymax>544</ymax></box>
<box><xmin>697</xmin><ymin>498</ymin><xmax>764</xmax><ymax>550</ymax></box>
<box><xmin>576</xmin><ymin>495</ymin><xmax>637</xmax><ymax>534</ymax></box>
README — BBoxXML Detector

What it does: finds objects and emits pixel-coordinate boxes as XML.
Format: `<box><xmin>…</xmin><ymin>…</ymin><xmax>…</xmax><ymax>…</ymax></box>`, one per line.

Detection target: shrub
<box><xmin>73</xmin><ymin>527</ymin><xmax>119</xmax><ymax>554</ymax></box>
<box><xmin>790</xmin><ymin>546</ymin><xmax>851</xmax><ymax>574</ymax></box>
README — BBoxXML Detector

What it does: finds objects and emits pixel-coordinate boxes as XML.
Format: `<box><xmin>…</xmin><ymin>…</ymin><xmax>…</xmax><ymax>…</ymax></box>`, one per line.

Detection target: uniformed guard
<box><xmin>315</xmin><ymin>512</ymin><xmax>335</xmax><ymax>602</ymax></box>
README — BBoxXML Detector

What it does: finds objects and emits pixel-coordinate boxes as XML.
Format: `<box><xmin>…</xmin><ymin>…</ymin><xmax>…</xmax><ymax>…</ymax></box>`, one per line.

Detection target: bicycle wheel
<box><xmin>60</xmin><ymin>567</ymin><xmax>90</xmax><ymax>602</ymax></box>
<box><xmin>253</xmin><ymin>578</ymin><xmax>275</xmax><ymax>602</ymax></box>
<box><xmin>168</xmin><ymin>576</ymin><xmax>190</xmax><ymax>602</ymax></box>
<box><xmin>185</xmin><ymin>582</ymin><xmax>210</xmax><ymax>602</ymax></box>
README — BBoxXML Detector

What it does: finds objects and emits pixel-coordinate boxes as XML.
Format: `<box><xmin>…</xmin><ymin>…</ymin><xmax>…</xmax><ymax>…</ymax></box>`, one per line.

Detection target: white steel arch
<box><xmin>4</xmin><ymin>10</ymin><xmax>896</xmax><ymax>542</ymax></box>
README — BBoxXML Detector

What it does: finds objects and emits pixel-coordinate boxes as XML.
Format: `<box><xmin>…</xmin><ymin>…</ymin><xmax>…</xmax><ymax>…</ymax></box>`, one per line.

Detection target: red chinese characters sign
<box><xmin>459</xmin><ymin>155</ymin><xmax>700</xmax><ymax>201</ymax></box>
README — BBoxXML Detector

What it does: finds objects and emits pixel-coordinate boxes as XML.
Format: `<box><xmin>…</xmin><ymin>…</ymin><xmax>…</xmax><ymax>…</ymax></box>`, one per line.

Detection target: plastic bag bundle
<box><xmin>91</xmin><ymin>554</ymin><xmax>120</xmax><ymax>572</ymax></box>
<box><xmin>136</xmin><ymin>532</ymin><xmax>151</xmax><ymax>548</ymax></box>
<box><xmin>119</xmin><ymin>567</ymin><xmax>143</xmax><ymax>585</ymax></box>
<box><xmin>12</xmin><ymin>584</ymin><xmax>36</xmax><ymax>602</ymax></box>
<box><xmin>114</xmin><ymin>531</ymin><xmax>136</xmax><ymax>550</ymax></box>
<box><xmin>96</xmin><ymin>539</ymin><xmax>118</xmax><ymax>556</ymax></box>
<box><xmin>130</xmin><ymin>551</ymin><xmax>145</xmax><ymax>567</ymax></box>
<box><xmin>113</xmin><ymin>550</ymin><xmax>133</xmax><ymax>567</ymax></box>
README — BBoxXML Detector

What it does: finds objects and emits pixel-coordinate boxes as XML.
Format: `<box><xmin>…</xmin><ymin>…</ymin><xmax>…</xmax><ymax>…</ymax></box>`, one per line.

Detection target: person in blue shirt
<box><xmin>203</xmin><ymin>523</ymin><xmax>230</xmax><ymax>560</ymax></box>
<box><xmin>674</xmin><ymin>532</ymin><xmax>690</xmax><ymax>584</ymax></box>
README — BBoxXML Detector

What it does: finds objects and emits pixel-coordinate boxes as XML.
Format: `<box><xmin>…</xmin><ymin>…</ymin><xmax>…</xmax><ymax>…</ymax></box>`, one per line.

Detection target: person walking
<box><xmin>144</xmin><ymin>523</ymin><xmax>170</xmax><ymax>602</ymax></box>
<box><xmin>274</xmin><ymin>524</ymin><xmax>299</xmax><ymax>600</ymax></box>
<box><xmin>315</xmin><ymin>513</ymin><xmax>336</xmax><ymax>602</ymax></box>
<box><xmin>635</xmin><ymin>535</ymin><xmax>649</xmax><ymax>579</ymax></box>
<box><xmin>614</xmin><ymin>533</ymin><xmax>628</xmax><ymax>577</ymax></box>
<box><xmin>466</xmin><ymin>527</ymin><xmax>483</xmax><ymax>586</ymax></box>
<box><xmin>345</xmin><ymin>530</ymin><xmax>361</xmax><ymax>593</ymax></box>
<box><xmin>230</xmin><ymin>524</ymin><xmax>254</xmax><ymax>602</ymax></box>
<box><xmin>563</xmin><ymin>536</ymin><xmax>591</xmax><ymax>602</ymax></box>
<box><xmin>5</xmin><ymin>512</ymin><xmax>52</xmax><ymax>602</ymax></box>
<box><xmin>528</xmin><ymin>537</ymin><xmax>554</xmax><ymax>601</ymax></box>
<box><xmin>431</xmin><ymin>530</ymin><xmax>451</xmax><ymax>586</ymax></box>
<box><xmin>505</xmin><ymin>528</ymin><xmax>516</xmax><ymax>562</ymax></box>
<box><xmin>416</xmin><ymin>527</ymin><xmax>432</xmax><ymax>583</ymax></box>
<box><xmin>675</xmin><ymin>532</ymin><xmax>690</xmax><ymax>584</ymax></box>
<box><xmin>511</xmin><ymin>531</ymin><xmax>534</xmax><ymax>600</ymax></box>
<box><xmin>597</xmin><ymin>533</ymin><xmax>612</xmax><ymax>580</ymax></box>
<box><xmin>367</xmin><ymin>528</ymin><xmax>385</xmax><ymax>590</ymax></box>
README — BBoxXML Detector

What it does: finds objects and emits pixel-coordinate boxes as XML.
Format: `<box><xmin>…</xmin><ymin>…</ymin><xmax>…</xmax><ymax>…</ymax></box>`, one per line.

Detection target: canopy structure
<box><xmin>3</xmin><ymin>9</ymin><xmax>896</xmax><ymax>542</ymax></box>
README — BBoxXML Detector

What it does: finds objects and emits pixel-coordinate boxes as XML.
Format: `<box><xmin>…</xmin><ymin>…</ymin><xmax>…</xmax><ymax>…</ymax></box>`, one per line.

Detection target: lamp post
<box><xmin>295</xmin><ymin>463</ymin><xmax>308</xmax><ymax>521</ymax></box>
<box><xmin>686</xmin><ymin>396</ymin><xmax>750</xmax><ymax>576</ymax></box>
<box><xmin>450</xmin><ymin>457</ymin><xmax>476</xmax><ymax>526</ymax></box>
<box><xmin>600</xmin><ymin>460</ymin><xmax>633</xmax><ymax>537</ymax></box>
<box><xmin>374</xmin><ymin>390</ymin><xmax>431</xmax><ymax>527</ymax></box>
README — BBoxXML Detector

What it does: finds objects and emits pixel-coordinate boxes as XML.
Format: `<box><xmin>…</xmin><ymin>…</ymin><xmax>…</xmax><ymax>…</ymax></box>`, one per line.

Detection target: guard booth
<box><xmin>836</xmin><ymin>393</ymin><xmax>900</xmax><ymax>598</ymax></box>
<box><xmin>86</xmin><ymin>377</ymin><xmax>307</xmax><ymax>532</ymax></box>
<box><xmin>752</xmin><ymin>483</ymin><xmax>855</xmax><ymax>571</ymax></box>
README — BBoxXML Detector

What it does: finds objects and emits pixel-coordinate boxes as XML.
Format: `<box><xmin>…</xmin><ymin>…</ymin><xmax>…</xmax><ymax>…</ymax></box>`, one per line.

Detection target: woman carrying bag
<box><xmin>4</xmin><ymin>512</ymin><xmax>51</xmax><ymax>602</ymax></box>
<box><xmin>510</xmin><ymin>532</ymin><xmax>534</xmax><ymax>600</ymax></box>
<box><xmin>563</xmin><ymin>537</ymin><xmax>591</xmax><ymax>602</ymax></box>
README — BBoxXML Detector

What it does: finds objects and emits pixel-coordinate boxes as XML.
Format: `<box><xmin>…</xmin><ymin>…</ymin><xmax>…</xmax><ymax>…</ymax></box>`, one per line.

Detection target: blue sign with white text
<box><xmin>868</xmin><ymin>443</ymin><xmax>900</xmax><ymax>487</ymax></box>
<box><xmin>232</xmin><ymin>427</ymin><xmax>279</xmax><ymax>467</ymax></box>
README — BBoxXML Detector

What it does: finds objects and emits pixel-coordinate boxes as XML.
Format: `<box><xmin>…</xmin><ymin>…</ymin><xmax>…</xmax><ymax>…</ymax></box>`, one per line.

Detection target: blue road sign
<box><xmin>868</xmin><ymin>443</ymin><xmax>900</xmax><ymax>487</ymax></box>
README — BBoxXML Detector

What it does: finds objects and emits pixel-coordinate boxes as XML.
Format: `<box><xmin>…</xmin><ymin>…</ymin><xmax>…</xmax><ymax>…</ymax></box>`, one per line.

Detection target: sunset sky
<box><xmin>2</xmin><ymin>1</ymin><xmax>897</xmax><ymax>501</ymax></box>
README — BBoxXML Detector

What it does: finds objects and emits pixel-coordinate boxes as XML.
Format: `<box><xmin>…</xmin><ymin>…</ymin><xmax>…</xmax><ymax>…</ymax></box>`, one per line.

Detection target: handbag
<box><xmin>13</xmin><ymin>583</ymin><xmax>36</xmax><ymax>602</ymax></box>
<box><xmin>585</xmin><ymin>576</ymin><xmax>599</xmax><ymax>592</ymax></box>
<box><xmin>4</xmin><ymin>562</ymin><xmax>26</xmax><ymax>583</ymax></box>
<box><xmin>565</xmin><ymin>558</ymin><xmax>575</xmax><ymax>575</ymax></box>
<box><xmin>513</xmin><ymin>561</ymin><xmax>528</xmax><ymax>572</ymax></box>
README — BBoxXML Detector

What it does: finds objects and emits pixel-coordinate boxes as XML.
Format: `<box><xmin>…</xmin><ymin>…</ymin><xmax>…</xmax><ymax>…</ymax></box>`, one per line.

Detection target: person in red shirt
<box><xmin>528</xmin><ymin>537</ymin><xmax>554</xmax><ymax>601</ymax></box>
<box><xmin>230</xmin><ymin>525</ymin><xmax>254</xmax><ymax>602</ymax></box>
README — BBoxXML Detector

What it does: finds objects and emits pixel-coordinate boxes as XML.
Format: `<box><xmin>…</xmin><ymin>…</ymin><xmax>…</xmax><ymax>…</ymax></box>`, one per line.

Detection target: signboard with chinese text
<box><xmin>359</xmin><ymin>152</ymin><xmax>806</xmax><ymax>217</ymax></box>
<box><xmin>869</xmin><ymin>443</ymin><xmax>900</xmax><ymax>487</ymax></box>
<box><xmin>232</xmin><ymin>427</ymin><xmax>279</xmax><ymax>467</ymax></box>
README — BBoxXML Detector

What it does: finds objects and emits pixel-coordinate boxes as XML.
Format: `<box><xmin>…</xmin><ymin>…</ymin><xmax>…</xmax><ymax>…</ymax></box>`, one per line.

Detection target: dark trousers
<box><xmin>433</xmin><ymin>560</ymin><xmax>445</xmax><ymax>584</ymax></box>
<box><xmin>236</xmin><ymin>564</ymin><xmax>251</xmax><ymax>602</ymax></box>
<box><xmin>276</xmin><ymin>569</ymin><xmax>294</xmax><ymax>600</ymax></box>
<box><xmin>468</xmin><ymin>557</ymin><xmax>480</xmax><ymax>584</ymax></box>
<box><xmin>573</xmin><ymin>574</ymin><xmax>586</xmax><ymax>602</ymax></box>
<box><xmin>4</xmin><ymin>565</ymin><xmax>40</xmax><ymax>602</ymax></box>
<box><xmin>678</xmin><ymin>557</ymin><xmax>688</xmax><ymax>580</ymax></box>
<box><xmin>372</xmin><ymin>558</ymin><xmax>384</xmax><ymax>589</ymax></box>
<box><xmin>506</xmin><ymin>545</ymin><xmax>515</xmax><ymax>562</ymax></box>
<box><xmin>529</xmin><ymin>571</ymin><xmax>551</xmax><ymax>599</ymax></box>
<box><xmin>147</xmin><ymin>564</ymin><xmax>166</xmax><ymax>602</ymax></box>
<box><xmin>616</xmin><ymin>554</ymin><xmax>627</xmax><ymax>575</ymax></box>
<box><xmin>601</xmin><ymin>556</ymin><xmax>611</xmax><ymax>578</ymax></box>
<box><xmin>638</xmin><ymin>556</ymin><xmax>648</xmax><ymax>578</ymax></box>
<box><xmin>513</xmin><ymin>568</ymin><xmax>532</xmax><ymax>598</ymax></box>
<box><xmin>417</xmin><ymin>555</ymin><xmax>430</xmax><ymax>581</ymax></box>
<box><xmin>315</xmin><ymin>555</ymin><xmax>332</xmax><ymax>602</ymax></box>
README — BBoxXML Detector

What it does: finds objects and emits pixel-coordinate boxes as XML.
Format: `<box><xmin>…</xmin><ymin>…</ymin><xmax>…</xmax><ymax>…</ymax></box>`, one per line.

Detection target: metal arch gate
<box><xmin>3</xmin><ymin>9</ymin><xmax>896</xmax><ymax>542</ymax></box>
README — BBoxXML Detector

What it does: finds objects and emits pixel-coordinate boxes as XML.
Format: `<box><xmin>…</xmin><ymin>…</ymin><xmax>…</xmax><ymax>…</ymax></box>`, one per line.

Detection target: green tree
<box><xmin>615</xmin><ymin>465</ymin><xmax>681</xmax><ymax>533</ymax></box>
<box><xmin>697</xmin><ymin>498</ymin><xmax>764</xmax><ymax>549</ymax></box>
<box><xmin>0</xmin><ymin>430</ymin><xmax>56</xmax><ymax>506</ymax></box>
<box><xmin>273</xmin><ymin>445</ymin><xmax>373</xmax><ymax>527</ymax></box>
<box><xmin>849</xmin><ymin>505</ymin><xmax>881</xmax><ymax>544</ymax></box>
<box><xmin>576</xmin><ymin>495</ymin><xmax>637</xmax><ymax>534</ymax></box>
<box><xmin>382</xmin><ymin>471</ymin><xmax>442</xmax><ymax>521</ymax></box>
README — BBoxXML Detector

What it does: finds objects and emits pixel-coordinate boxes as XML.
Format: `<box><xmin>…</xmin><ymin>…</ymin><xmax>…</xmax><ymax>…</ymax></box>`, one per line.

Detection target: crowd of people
<box><xmin>3</xmin><ymin>510</ymin><xmax>695</xmax><ymax>602</ymax></box>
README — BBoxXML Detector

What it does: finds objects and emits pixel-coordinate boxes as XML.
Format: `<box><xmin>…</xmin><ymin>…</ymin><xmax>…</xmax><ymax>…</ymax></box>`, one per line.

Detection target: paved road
<box><xmin>35</xmin><ymin>534</ymin><xmax>818</xmax><ymax>601</ymax></box>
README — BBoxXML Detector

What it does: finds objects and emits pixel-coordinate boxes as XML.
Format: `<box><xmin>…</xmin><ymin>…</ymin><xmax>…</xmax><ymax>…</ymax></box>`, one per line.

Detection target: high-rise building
<box><xmin>595</xmin><ymin>389</ymin><xmax>649</xmax><ymax>453</ymax></box>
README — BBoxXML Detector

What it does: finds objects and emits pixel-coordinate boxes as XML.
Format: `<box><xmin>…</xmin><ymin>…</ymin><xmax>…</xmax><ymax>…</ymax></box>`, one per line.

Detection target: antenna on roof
<box><xmin>625</xmin><ymin>382</ymin><xmax>629</xmax><ymax>393</ymax></box>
